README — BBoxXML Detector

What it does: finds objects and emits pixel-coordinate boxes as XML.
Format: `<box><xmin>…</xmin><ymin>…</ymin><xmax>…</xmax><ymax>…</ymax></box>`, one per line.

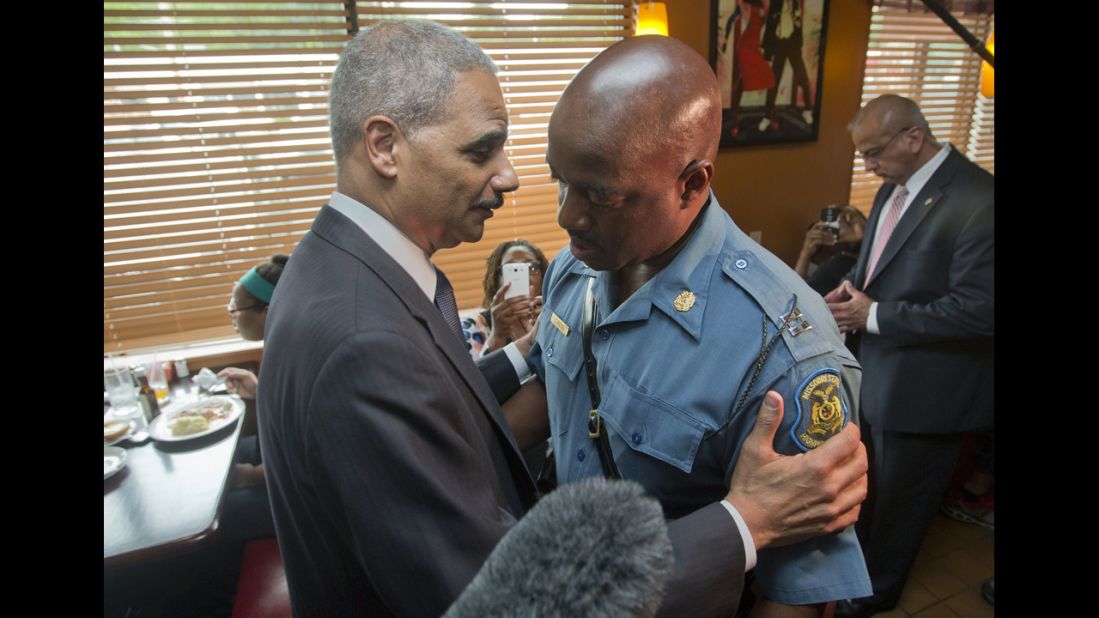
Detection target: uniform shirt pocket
<box><xmin>542</xmin><ymin>310</ymin><xmax>584</xmax><ymax>382</ymax></box>
<box><xmin>599</xmin><ymin>372</ymin><xmax>709</xmax><ymax>474</ymax></box>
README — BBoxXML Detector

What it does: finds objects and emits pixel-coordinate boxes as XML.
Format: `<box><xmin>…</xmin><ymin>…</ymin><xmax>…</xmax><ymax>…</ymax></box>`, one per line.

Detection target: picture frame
<box><xmin>709</xmin><ymin>0</ymin><xmax>831</xmax><ymax>147</ymax></box>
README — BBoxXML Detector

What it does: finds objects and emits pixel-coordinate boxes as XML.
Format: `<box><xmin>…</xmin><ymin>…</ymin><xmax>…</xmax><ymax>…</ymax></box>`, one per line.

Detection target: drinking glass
<box><xmin>104</xmin><ymin>368</ymin><xmax>140</xmax><ymax>419</ymax></box>
<box><xmin>146</xmin><ymin>361</ymin><xmax>170</xmax><ymax>405</ymax></box>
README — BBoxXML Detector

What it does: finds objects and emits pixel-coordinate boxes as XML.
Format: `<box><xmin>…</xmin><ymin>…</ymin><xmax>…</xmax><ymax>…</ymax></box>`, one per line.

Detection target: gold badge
<box><xmin>673</xmin><ymin>290</ymin><xmax>696</xmax><ymax>312</ymax></box>
<box><xmin>550</xmin><ymin>312</ymin><xmax>570</xmax><ymax>336</ymax></box>
<box><xmin>794</xmin><ymin>370</ymin><xmax>846</xmax><ymax>451</ymax></box>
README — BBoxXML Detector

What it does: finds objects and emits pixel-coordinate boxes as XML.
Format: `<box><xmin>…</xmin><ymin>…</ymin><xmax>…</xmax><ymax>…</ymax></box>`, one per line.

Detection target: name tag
<box><xmin>550</xmin><ymin>312</ymin><xmax>570</xmax><ymax>336</ymax></box>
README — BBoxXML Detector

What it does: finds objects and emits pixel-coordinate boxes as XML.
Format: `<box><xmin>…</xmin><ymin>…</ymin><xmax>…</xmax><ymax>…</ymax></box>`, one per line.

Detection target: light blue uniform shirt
<box><xmin>529</xmin><ymin>194</ymin><xmax>872</xmax><ymax>605</ymax></box>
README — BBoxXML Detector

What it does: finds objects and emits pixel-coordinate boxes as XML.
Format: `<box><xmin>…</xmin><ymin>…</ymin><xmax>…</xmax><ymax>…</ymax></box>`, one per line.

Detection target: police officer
<box><xmin>528</xmin><ymin>36</ymin><xmax>871</xmax><ymax>614</ymax></box>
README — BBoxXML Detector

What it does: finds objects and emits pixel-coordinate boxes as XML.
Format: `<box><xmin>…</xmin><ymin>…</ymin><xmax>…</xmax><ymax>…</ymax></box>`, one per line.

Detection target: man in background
<box><xmin>826</xmin><ymin>94</ymin><xmax>994</xmax><ymax>617</ymax></box>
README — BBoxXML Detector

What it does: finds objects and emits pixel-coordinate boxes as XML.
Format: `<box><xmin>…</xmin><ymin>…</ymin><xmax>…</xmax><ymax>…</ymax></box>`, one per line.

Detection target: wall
<box><xmin>667</xmin><ymin>0</ymin><xmax>872</xmax><ymax>265</ymax></box>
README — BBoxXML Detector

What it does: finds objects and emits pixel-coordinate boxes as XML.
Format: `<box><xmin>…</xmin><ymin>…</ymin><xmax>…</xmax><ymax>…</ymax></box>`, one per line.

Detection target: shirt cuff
<box><xmin>720</xmin><ymin>500</ymin><xmax>757</xmax><ymax>571</ymax></box>
<box><xmin>866</xmin><ymin>301</ymin><xmax>880</xmax><ymax>334</ymax></box>
<box><xmin>502</xmin><ymin>342</ymin><xmax>536</xmax><ymax>385</ymax></box>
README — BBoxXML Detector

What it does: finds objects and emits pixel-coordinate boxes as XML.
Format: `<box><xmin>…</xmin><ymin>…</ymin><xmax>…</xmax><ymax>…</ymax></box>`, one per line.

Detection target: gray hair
<box><xmin>328</xmin><ymin>21</ymin><xmax>498</xmax><ymax>163</ymax></box>
<box><xmin>849</xmin><ymin>94</ymin><xmax>934</xmax><ymax>140</ymax></box>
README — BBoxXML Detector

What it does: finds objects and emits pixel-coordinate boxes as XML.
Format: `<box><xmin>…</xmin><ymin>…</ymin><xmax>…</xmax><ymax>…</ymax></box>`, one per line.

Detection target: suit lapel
<box><xmin>864</xmin><ymin>150</ymin><xmax>961</xmax><ymax>289</ymax></box>
<box><xmin>309</xmin><ymin>206</ymin><xmax>531</xmax><ymax>468</ymax></box>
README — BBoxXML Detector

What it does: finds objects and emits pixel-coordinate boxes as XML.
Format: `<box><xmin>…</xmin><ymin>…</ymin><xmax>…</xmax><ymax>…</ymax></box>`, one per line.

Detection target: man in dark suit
<box><xmin>259</xmin><ymin>20</ymin><xmax>872</xmax><ymax>617</ymax></box>
<box><xmin>825</xmin><ymin>94</ymin><xmax>994</xmax><ymax>617</ymax></box>
<box><xmin>258</xmin><ymin>21</ymin><xmax>536</xmax><ymax>617</ymax></box>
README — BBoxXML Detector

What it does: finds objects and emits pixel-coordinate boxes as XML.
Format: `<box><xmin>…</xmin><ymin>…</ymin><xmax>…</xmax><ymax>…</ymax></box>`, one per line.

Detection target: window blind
<box><xmin>105</xmin><ymin>1</ymin><xmax>634</xmax><ymax>353</ymax></box>
<box><xmin>848</xmin><ymin>3</ymin><xmax>993</xmax><ymax>213</ymax></box>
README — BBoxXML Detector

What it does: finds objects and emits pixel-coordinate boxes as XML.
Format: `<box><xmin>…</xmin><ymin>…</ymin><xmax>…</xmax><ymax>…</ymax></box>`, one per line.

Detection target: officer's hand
<box><xmin>725</xmin><ymin>391</ymin><xmax>868</xmax><ymax>550</ymax></box>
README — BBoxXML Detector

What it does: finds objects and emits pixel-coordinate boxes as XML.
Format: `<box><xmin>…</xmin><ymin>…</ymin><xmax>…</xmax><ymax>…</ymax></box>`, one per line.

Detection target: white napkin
<box><xmin>191</xmin><ymin>367</ymin><xmax>222</xmax><ymax>390</ymax></box>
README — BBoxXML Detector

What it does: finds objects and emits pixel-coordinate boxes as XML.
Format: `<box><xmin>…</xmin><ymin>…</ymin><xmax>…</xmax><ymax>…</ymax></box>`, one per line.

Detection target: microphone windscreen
<box><xmin>445</xmin><ymin>477</ymin><xmax>674</xmax><ymax>618</ymax></box>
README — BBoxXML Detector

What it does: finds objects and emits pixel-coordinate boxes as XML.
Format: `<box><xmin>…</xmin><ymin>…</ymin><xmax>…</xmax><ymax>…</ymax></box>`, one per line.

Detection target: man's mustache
<box><xmin>473</xmin><ymin>194</ymin><xmax>505</xmax><ymax>210</ymax></box>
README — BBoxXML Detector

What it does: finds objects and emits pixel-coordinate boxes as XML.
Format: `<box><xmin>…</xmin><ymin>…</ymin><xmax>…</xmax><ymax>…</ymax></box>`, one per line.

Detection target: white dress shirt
<box><xmin>327</xmin><ymin>192</ymin><xmax>534</xmax><ymax>379</ymax></box>
<box><xmin>866</xmin><ymin>144</ymin><xmax>952</xmax><ymax>334</ymax></box>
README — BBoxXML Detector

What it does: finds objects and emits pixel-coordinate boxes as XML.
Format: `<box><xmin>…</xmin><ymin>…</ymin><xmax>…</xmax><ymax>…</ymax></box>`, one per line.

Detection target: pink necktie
<box><xmin>864</xmin><ymin>185</ymin><xmax>908</xmax><ymax>284</ymax></box>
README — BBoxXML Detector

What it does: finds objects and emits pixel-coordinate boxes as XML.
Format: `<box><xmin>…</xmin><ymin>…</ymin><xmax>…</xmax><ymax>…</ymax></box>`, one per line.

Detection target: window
<box><xmin>848</xmin><ymin>1</ymin><xmax>993</xmax><ymax>212</ymax></box>
<box><xmin>105</xmin><ymin>1</ymin><xmax>635</xmax><ymax>353</ymax></box>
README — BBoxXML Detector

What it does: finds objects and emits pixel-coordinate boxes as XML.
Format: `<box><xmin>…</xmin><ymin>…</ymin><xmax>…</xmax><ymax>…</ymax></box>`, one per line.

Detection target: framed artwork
<box><xmin>710</xmin><ymin>0</ymin><xmax>831</xmax><ymax>147</ymax></box>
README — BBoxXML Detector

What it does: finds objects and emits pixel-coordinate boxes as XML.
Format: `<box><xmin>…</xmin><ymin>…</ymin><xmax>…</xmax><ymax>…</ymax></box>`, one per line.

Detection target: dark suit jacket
<box><xmin>477</xmin><ymin>347</ymin><xmax>522</xmax><ymax>404</ymax></box>
<box><xmin>258</xmin><ymin>205</ymin><xmax>538</xmax><ymax>617</ymax></box>
<box><xmin>844</xmin><ymin>149</ymin><xmax>994</xmax><ymax>433</ymax></box>
<box><xmin>258</xmin><ymin>205</ymin><xmax>746</xmax><ymax>617</ymax></box>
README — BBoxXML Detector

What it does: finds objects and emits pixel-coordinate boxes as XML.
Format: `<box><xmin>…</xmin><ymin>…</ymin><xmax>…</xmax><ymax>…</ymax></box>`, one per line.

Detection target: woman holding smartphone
<box><xmin>794</xmin><ymin>205</ymin><xmax>867</xmax><ymax>295</ymax></box>
<box><xmin>464</xmin><ymin>239</ymin><xmax>548</xmax><ymax>360</ymax></box>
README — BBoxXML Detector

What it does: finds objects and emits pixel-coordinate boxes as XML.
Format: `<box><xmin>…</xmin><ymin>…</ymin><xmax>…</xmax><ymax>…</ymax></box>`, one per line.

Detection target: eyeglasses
<box><xmin>505</xmin><ymin>261</ymin><xmax>543</xmax><ymax>275</ymax></box>
<box><xmin>857</xmin><ymin>126</ymin><xmax>912</xmax><ymax>161</ymax></box>
<box><xmin>227</xmin><ymin>303</ymin><xmax>263</xmax><ymax>316</ymax></box>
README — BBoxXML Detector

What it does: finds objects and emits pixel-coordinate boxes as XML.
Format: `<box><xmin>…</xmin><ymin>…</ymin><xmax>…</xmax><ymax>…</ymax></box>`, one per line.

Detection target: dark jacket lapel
<box><xmin>864</xmin><ymin>149</ymin><xmax>961</xmax><ymax>289</ymax></box>
<box><xmin>309</xmin><ymin>205</ymin><xmax>530</xmax><ymax>465</ymax></box>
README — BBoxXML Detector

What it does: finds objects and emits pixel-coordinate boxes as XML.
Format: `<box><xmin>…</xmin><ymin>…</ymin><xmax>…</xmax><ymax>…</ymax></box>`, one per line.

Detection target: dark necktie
<box><xmin>433</xmin><ymin>267</ymin><xmax>464</xmax><ymax>341</ymax></box>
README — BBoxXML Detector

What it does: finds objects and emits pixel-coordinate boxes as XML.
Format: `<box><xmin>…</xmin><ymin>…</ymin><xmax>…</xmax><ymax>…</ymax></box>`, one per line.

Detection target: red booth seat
<box><xmin>232</xmin><ymin>538</ymin><xmax>290</xmax><ymax>618</ymax></box>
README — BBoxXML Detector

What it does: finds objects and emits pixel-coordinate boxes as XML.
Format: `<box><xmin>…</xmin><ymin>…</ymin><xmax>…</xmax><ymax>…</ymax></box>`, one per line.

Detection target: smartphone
<box><xmin>820</xmin><ymin>206</ymin><xmax>841</xmax><ymax>239</ymax></box>
<box><xmin>501</xmin><ymin>262</ymin><xmax>530</xmax><ymax>299</ymax></box>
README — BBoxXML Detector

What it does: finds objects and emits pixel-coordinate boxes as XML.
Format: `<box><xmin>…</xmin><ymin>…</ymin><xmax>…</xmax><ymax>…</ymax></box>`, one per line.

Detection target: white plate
<box><xmin>103</xmin><ymin>419</ymin><xmax>137</xmax><ymax>446</ymax></box>
<box><xmin>104</xmin><ymin>446</ymin><xmax>127</xmax><ymax>479</ymax></box>
<box><xmin>148</xmin><ymin>395</ymin><xmax>244</xmax><ymax>442</ymax></box>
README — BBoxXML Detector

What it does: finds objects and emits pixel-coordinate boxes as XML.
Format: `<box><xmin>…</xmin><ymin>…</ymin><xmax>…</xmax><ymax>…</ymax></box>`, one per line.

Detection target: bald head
<box><xmin>552</xmin><ymin>36</ymin><xmax>722</xmax><ymax>172</ymax></box>
<box><xmin>850</xmin><ymin>94</ymin><xmax>936</xmax><ymax>143</ymax></box>
<box><xmin>547</xmin><ymin>37</ymin><xmax>722</xmax><ymax>273</ymax></box>
<box><xmin>849</xmin><ymin>94</ymin><xmax>942</xmax><ymax>186</ymax></box>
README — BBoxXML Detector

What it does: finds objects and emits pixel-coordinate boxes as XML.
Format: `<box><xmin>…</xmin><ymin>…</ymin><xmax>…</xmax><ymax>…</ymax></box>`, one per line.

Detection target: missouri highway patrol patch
<box><xmin>790</xmin><ymin>369</ymin><xmax>846</xmax><ymax>452</ymax></box>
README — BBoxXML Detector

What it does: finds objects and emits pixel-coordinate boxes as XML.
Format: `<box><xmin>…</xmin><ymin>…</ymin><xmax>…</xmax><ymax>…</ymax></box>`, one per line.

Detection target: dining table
<box><xmin>104</xmin><ymin>381</ymin><xmax>245</xmax><ymax>568</ymax></box>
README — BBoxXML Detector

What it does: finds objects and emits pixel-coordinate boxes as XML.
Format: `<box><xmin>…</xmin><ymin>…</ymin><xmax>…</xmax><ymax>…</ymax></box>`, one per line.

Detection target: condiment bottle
<box><xmin>132</xmin><ymin>365</ymin><xmax>161</xmax><ymax>422</ymax></box>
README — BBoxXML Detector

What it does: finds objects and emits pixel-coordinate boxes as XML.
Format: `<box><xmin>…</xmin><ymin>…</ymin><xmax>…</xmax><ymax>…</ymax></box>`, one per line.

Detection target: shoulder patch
<box><xmin>790</xmin><ymin>368</ymin><xmax>847</xmax><ymax>452</ymax></box>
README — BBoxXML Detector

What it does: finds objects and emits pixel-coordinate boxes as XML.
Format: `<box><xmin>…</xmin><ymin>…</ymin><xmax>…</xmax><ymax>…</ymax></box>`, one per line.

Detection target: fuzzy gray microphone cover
<box><xmin>444</xmin><ymin>477</ymin><xmax>674</xmax><ymax>618</ymax></box>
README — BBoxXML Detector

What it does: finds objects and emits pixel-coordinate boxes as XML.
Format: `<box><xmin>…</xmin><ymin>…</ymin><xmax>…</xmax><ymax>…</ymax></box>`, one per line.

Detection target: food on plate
<box><xmin>177</xmin><ymin>399</ymin><xmax>234</xmax><ymax>422</ymax></box>
<box><xmin>158</xmin><ymin>397</ymin><xmax>237</xmax><ymax>439</ymax></box>
<box><xmin>170</xmin><ymin>415</ymin><xmax>210</xmax><ymax>436</ymax></box>
<box><xmin>104</xmin><ymin>420</ymin><xmax>131</xmax><ymax>443</ymax></box>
